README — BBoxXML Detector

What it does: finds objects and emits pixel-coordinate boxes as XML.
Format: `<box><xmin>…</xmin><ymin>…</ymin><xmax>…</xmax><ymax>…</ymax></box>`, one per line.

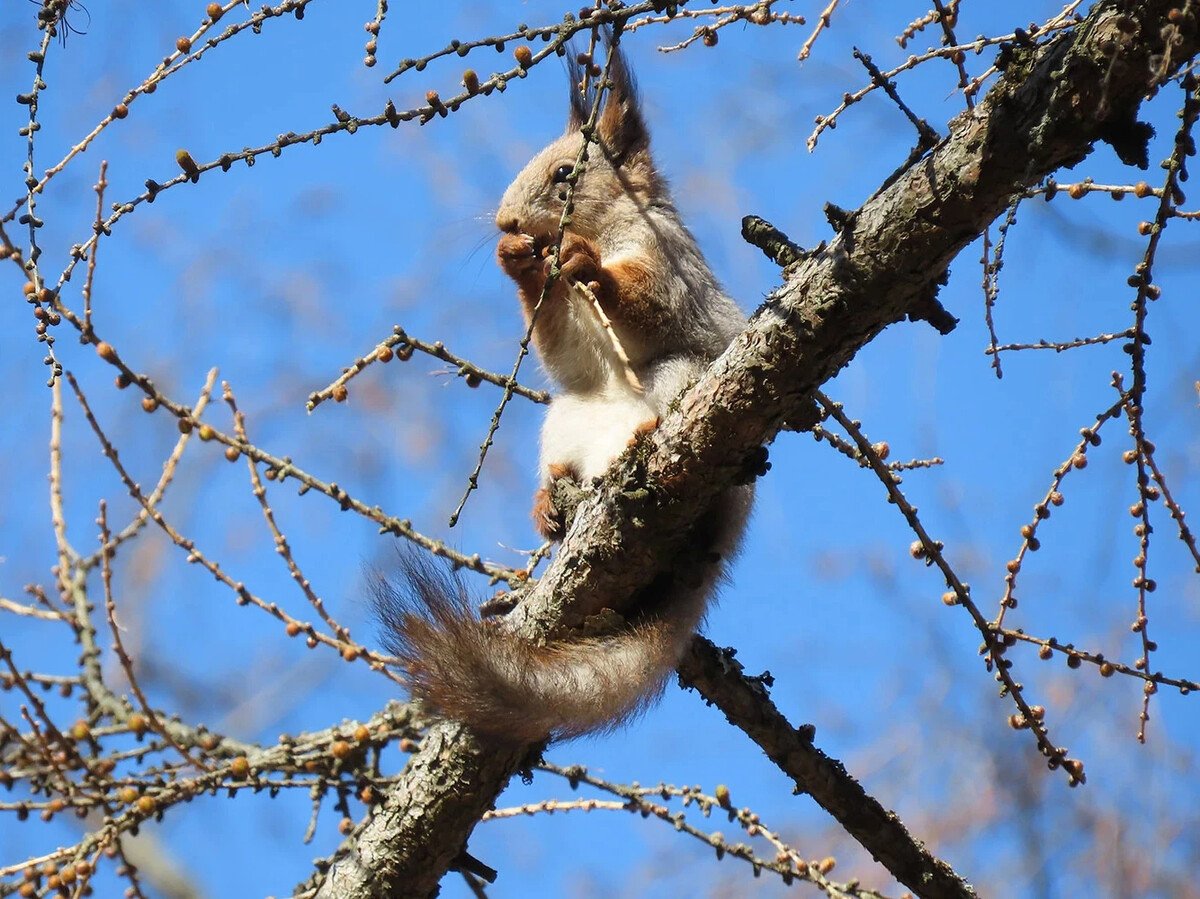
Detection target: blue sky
<box><xmin>2</xmin><ymin>2</ymin><xmax>1199</xmax><ymax>897</ymax></box>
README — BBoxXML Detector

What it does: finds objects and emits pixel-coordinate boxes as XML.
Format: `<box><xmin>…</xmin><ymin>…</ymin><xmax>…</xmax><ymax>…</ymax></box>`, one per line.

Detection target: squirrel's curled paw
<box><xmin>531</xmin><ymin>462</ymin><xmax>580</xmax><ymax>542</ymax></box>
<box><xmin>496</xmin><ymin>232</ymin><xmax>541</xmax><ymax>279</ymax></box>
<box><xmin>531</xmin><ymin>487</ymin><xmax>564</xmax><ymax>543</ymax></box>
<box><xmin>548</xmin><ymin>237</ymin><xmax>604</xmax><ymax>294</ymax></box>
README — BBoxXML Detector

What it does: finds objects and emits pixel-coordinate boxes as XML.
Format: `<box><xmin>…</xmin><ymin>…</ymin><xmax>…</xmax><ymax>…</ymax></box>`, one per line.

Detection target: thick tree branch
<box><xmin>678</xmin><ymin>638</ymin><xmax>977</xmax><ymax>899</ymax></box>
<box><xmin>307</xmin><ymin>727</ymin><xmax>527</xmax><ymax>899</ymax></box>
<box><xmin>312</xmin><ymin>4</ymin><xmax>1199</xmax><ymax>897</ymax></box>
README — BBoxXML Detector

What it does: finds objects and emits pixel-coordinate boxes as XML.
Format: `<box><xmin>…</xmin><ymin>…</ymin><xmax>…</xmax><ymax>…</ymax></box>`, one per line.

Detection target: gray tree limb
<box><xmin>310</xmin><ymin>4</ymin><xmax>1199</xmax><ymax>897</ymax></box>
<box><xmin>678</xmin><ymin>637</ymin><xmax>978</xmax><ymax>899</ymax></box>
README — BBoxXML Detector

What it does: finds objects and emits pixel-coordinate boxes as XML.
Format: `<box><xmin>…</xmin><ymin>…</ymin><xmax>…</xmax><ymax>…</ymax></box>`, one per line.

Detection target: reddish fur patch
<box><xmin>626</xmin><ymin>416</ymin><xmax>660</xmax><ymax>448</ymax></box>
<box><xmin>601</xmin><ymin>256</ymin><xmax>671</xmax><ymax>337</ymax></box>
<box><xmin>559</xmin><ymin>236</ymin><xmax>603</xmax><ymax>287</ymax></box>
<box><xmin>547</xmin><ymin>461</ymin><xmax>579</xmax><ymax>481</ymax></box>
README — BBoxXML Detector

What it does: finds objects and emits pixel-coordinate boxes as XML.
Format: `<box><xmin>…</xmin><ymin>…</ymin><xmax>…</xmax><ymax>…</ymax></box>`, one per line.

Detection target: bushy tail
<box><xmin>372</xmin><ymin>551</ymin><xmax>707</xmax><ymax>743</ymax></box>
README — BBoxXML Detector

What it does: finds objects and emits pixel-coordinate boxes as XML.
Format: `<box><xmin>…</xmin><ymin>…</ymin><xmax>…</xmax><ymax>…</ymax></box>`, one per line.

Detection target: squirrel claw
<box><xmin>533</xmin><ymin>463</ymin><xmax>580</xmax><ymax>542</ymax></box>
<box><xmin>532</xmin><ymin>487</ymin><xmax>566</xmax><ymax>542</ymax></box>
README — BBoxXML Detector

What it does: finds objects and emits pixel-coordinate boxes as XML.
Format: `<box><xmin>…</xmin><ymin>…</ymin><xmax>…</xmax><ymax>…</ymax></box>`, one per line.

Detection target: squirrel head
<box><xmin>495</xmin><ymin>44</ymin><xmax>661</xmax><ymax>243</ymax></box>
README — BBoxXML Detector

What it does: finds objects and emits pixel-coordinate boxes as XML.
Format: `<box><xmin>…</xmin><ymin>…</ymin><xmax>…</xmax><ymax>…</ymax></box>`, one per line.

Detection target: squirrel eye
<box><xmin>552</xmin><ymin>164</ymin><xmax>574</xmax><ymax>184</ymax></box>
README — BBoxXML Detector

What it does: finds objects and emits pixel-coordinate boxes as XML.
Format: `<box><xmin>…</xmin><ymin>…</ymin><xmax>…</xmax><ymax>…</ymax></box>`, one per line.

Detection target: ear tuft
<box><xmin>566</xmin><ymin>53</ymin><xmax>588</xmax><ymax>132</ymax></box>
<box><xmin>564</xmin><ymin>31</ymin><xmax>648</xmax><ymax>163</ymax></box>
<box><xmin>597</xmin><ymin>41</ymin><xmax>649</xmax><ymax>163</ymax></box>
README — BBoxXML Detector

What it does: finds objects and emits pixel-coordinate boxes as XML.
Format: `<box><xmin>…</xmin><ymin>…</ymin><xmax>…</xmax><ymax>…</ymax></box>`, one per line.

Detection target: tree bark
<box><xmin>312</xmin><ymin>4</ymin><xmax>1199</xmax><ymax>896</ymax></box>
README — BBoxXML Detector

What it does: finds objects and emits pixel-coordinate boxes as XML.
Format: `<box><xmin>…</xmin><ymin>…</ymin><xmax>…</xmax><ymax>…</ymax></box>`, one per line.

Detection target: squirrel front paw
<box><xmin>497</xmin><ymin>232</ymin><xmax>542</xmax><ymax>282</ymax></box>
<box><xmin>547</xmin><ymin>236</ymin><xmax>604</xmax><ymax>294</ymax></box>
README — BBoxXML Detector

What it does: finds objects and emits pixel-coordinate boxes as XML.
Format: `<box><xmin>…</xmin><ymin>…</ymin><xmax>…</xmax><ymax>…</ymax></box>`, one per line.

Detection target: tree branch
<box><xmin>678</xmin><ymin>637</ymin><xmax>977</xmax><ymax>899</ymax></box>
<box><xmin>312</xmin><ymin>4</ymin><xmax>1199</xmax><ymax>896</ymax></box>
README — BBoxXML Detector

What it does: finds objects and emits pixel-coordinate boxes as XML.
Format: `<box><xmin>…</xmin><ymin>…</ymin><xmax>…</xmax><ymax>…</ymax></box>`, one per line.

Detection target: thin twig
<box><xmin>981</xmin><ymin>197</ymin><xmax>1022</xmax><ymax>378</ymax></box>
<box><xmin>984</xmin><ymin>330</ymin><xmax>1134</xmax><ymax>354</ymax></box>
<box><xmin>228</xmin><ymin>382</ymin><xmax>351</xmax><ymax>644</ymax></box>
<box><xmin>80</xmin><ymin>370</ymin><xmax>218</xmax><ymax>570</ymax></box>
<box><xmin>2</xmin><ymin>2</ymin><xmax>318</xmax><ymax>228</ymax></box>
<box><xmin>992</xmin><ymin>399</ymin><xmax>1126</xmax><ymax>630</ymax></box>
<box><xmin>630</xmin><ymin>1</ymin><xmax>805</xmax><ymax>54</ymax></box>
<box><xmin>97</xmin><ymin>501</ymin><xmax>213</xmax><ymax>771</ymax></box>
<box><xmin>65</xmin><ymin>373</ymin><xmax>406</xmax><ymax>687</ymax></box>
<box><xmin>572</xmin><ymin>279</ymin><xmax>643</xmax><ymax>393</ymax></box>
<box><xmin>527</xmin><ymin>763</ymin><xmax>894</xmax><ymax>899</ymax></box>
<box><xmin>816</xmin><ymin>392</ymin><xmax>1084</xmax><ymax>785</ymax></box>
<box><xmin>798</xmin><ymin>0</ymin><xmax>840</xmax><ymax>61</ymax></box>
<box><xmin>307</xmin><ymin>325</ymin><xmax>549</xmax><ymax>412</ymax></box>
<box><xmin>78</xmin><ymin>337</ymin><xmax>524</xmax><ymax>584</ymax></box>
<box><xmin>81</xmin><ymin>160</ymin><xmax>108</xmax><ymax>336</ymax></box>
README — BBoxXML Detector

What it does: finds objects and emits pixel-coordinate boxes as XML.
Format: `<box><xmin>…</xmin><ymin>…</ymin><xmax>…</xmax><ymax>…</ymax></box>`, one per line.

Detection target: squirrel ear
<box><xmin>565</xmin><ymin>37</ymin><xmax>648</xmax><ymax>163</ymax></box>
<box><xmin>567</xmin><ymin>54</ymin><xmax>588</xmax><ymax>133</ymax></box>
<box><xmin>596</xmin><ymin>45</ymin><xmax>648</xmax><ymax>163</ymax></box>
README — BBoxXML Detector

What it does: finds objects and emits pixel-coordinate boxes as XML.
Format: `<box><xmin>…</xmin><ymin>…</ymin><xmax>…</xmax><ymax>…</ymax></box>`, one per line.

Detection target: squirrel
<box><xmin>376</xmin><ymin>43</ymin><xmax>752</xmax><ymax>743</ymax></box>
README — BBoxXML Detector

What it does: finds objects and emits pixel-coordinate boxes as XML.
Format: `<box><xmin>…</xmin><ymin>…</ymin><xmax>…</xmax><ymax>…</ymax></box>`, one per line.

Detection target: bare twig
<box><xmin>798</xmin><ymin>0</ymin><xmax>840</xmax><ymax>61</ymax></box>
<box><xmin>572</xmin><ymin>279</ymin><xmax>643</xmax><ymax>393</ymax></box>
<box><xmin>307</xmin><ymin>325</ymin><xmax>549</xmax><ymax>412</ymax></box>
<box><xmin>816</xmin><ymin>392</ymin><xmax>1083</xmax><ymax>785</ymax></box>
<box><xmin>97</xmin><ymin>501</ymin><xmax>213</xmax><ymax>771</ymax></box>
<box><xmin>81</xmin><ymin>160</ymin><xmax>108</xmax><ymax>337</ymax></box>
<box><xmin>65</xmin><ymin>373</ymin><xmax>405</xmax><ymax>686</ymax></box>
<box><xmin>228</xmin><ymin>382</ymin><xmax>351</xmax><ymax>644</ymax></box>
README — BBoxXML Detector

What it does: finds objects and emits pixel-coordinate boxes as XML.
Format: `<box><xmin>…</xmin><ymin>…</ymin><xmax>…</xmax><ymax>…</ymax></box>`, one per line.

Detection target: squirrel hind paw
<box><xmin>532</xmin><ymin>486</ymin><xmax>566</xmax><ymax>542</ymax></box>
<box><xmin>532</xmin><ymin>463</ymin><xmax>580</xmax><ymax>542</ymax></box>
<box><xmin>547</xmin><ymin>461</ymin><xmax>580</xmax><ymax>481</ymax></box>
<box><xmin>626</xmin><ymin>416</ymin><xmax>660</xmax><ymax>448</ymax></box>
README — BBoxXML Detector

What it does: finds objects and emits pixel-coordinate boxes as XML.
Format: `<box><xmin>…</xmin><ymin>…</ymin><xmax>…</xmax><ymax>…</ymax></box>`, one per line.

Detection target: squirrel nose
<box><xmin>496</xmin><ymin>214</ymin><xmax>520</xmax><ymax>234</ymax></box>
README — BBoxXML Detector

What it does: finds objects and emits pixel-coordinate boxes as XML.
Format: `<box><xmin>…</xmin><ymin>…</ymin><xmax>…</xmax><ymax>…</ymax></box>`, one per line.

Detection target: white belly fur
<box><xmin>539</xmin><ymin>384</ymin><xmax>656</xmax><ymax>483</ymax></box>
